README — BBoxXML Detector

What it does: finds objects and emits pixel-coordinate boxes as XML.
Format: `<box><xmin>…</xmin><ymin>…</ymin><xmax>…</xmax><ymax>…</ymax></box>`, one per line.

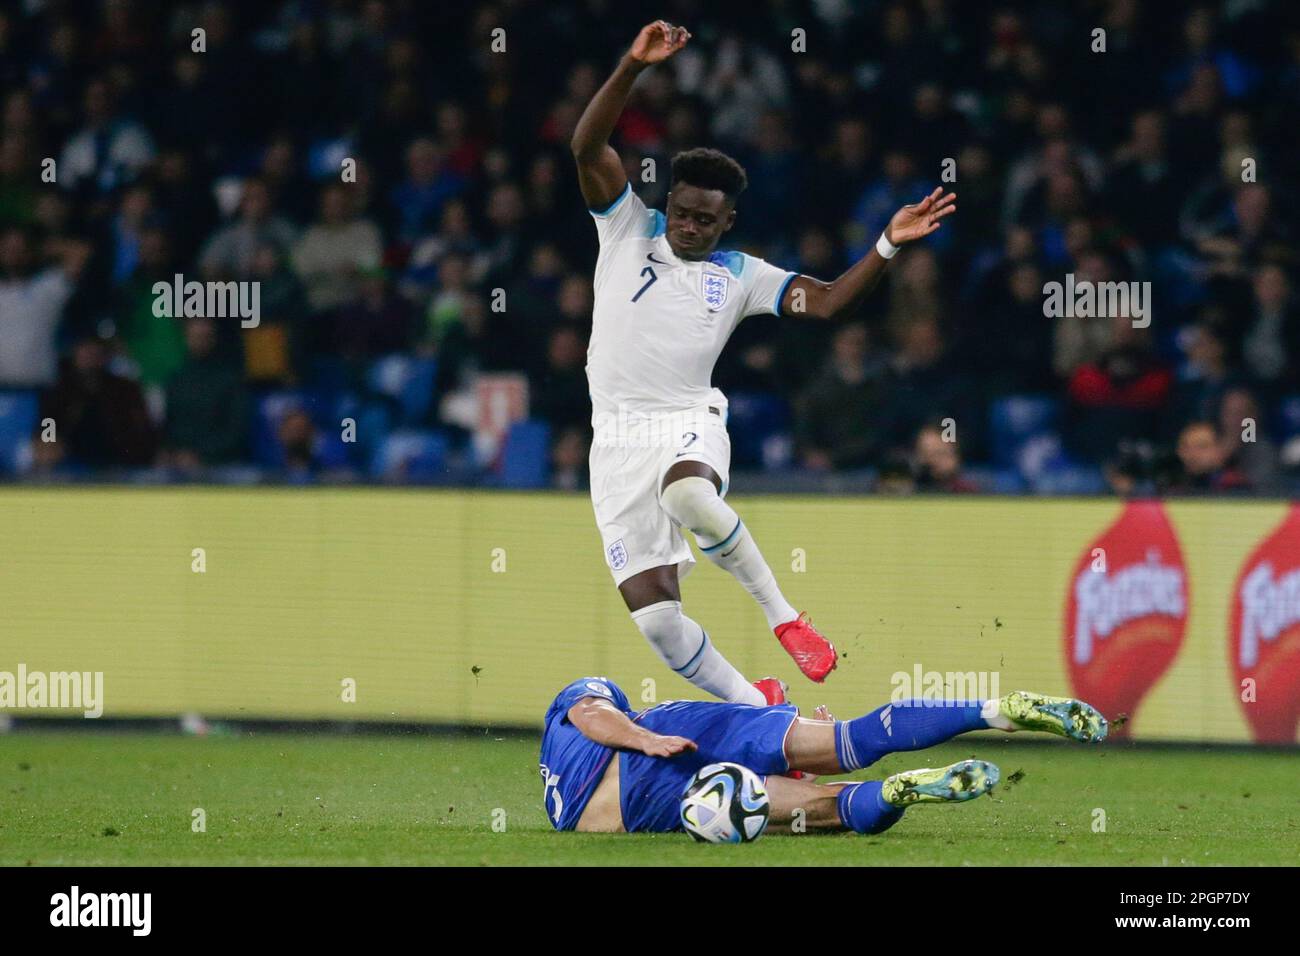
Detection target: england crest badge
<box><xmin>701</xmin><ymin>271</ymin><xmax>729</xmax><ymax>311</ymax></box>
<box><xmin>607</xmin><ymin>538</ymin><xmax>628</xmax><ymax>571</ymax></box>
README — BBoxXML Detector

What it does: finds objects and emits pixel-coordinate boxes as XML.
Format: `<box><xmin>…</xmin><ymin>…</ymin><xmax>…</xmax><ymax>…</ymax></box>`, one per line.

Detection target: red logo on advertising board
<box><xmin>1064</xmin><ymin>501</ymin><xmax>1188</xmax><ymax>737</ymax></box>
<box><xmin>1229</xmin><ymin>505</ymin><xmax>1300</xmax><ymax>744</ymax></box>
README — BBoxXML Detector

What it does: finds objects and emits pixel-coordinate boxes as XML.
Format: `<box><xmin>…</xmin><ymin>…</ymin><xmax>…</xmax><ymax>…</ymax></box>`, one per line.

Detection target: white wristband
<box><xmin>876</xmin><ymin>231</ymin><xmax>900</xmax><ymax>259</ymax></box>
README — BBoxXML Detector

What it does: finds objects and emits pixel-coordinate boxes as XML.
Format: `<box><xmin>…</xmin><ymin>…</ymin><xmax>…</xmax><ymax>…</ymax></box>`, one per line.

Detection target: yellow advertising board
<box><xmin>1</xmin><ymin>489</ymin><xmax>1296</xmax><ymax>743</ymax></box>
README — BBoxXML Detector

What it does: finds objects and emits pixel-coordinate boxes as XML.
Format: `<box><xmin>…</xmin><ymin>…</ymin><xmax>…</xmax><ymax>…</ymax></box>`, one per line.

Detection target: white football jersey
<box><xmin>584</xmin><ymin>182</ymin><xmax>796</xmax><ymax>420</ymax></box>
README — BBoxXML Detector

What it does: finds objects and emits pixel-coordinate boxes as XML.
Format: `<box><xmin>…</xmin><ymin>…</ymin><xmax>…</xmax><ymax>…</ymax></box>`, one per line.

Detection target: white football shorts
<box><xmin>589</xmin><ymin>398</ymin><xmax>732</xmax><ymax>586</ymax></box>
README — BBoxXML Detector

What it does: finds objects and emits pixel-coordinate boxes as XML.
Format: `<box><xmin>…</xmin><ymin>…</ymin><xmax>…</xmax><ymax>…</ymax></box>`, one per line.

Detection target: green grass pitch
<box><xmin>1</xmin><ymin>731</ymin><xmax>1295</xmax><ymax>866</ymax></box>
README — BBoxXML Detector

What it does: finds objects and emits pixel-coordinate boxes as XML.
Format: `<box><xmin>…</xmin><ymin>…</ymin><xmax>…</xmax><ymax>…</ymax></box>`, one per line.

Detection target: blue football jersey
<box><xmin>538</xmin><ymin>678</ymin><xmax>634</xmax><ymax>830</ymax></box>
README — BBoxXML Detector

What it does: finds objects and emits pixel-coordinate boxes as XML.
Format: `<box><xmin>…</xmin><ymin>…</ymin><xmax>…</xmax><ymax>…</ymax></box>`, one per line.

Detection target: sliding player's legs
<box><xmin>764</xmin><ymin>762</ymin><xmax>1000</xmax><ymax>836</ymax></box>
<box><xmin>618</xmin><ymin>565</ymin><xmax>763</xmax><ymax>704</ymax></box>
<box><xmin>616</xmin><ymin>698</ymin><xmax>1014</xmax><ymax>835</ymax></box>
<box><xmin>783</xmin><ymin>691</ymin><xmax>1110</xmax><ymax>776</ymax></box>
<box><xmin>763</xmin><ymin>775</ymin><xmax>847</xmax><ymax>832</ymax></box>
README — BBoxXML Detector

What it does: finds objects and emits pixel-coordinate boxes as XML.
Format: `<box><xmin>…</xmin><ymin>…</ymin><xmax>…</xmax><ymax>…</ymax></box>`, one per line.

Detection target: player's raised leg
<box><xmin>660</xmin><ymin>460</ymin><xmax>837</xmax><ymax>682</ymax></box>
<box><xmin>989</xmin><ymin>690</ymin><xmax>1109</xmax><ymax>742</ymax></box>
<box><xmin>782</xmin><ymin>690</ymin><xmax>1109</xmax><ymax>776</ymax></box>
<box><xmin>619</xmin><ymin>564</ymin><xmax>766</xmax><ymax>705</ymax></box>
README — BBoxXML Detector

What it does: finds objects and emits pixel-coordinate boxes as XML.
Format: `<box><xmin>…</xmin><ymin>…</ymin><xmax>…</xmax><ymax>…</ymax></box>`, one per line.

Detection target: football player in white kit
<box><xmin>571</xmin><ymin>21</ymin><xmax>956</xmax><ymax>707</ymax></box>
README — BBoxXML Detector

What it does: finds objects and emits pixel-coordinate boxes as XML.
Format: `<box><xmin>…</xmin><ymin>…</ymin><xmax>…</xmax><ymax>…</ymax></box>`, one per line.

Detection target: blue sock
<box><xmin>836</xmin><ymin>781</ymin><xmax>904</xmax><ymax>835</ymax></box>
<box><xmin>834</xmin><ymin>700</ymin><xmax>987</xmax><ymax>771</ymax></box>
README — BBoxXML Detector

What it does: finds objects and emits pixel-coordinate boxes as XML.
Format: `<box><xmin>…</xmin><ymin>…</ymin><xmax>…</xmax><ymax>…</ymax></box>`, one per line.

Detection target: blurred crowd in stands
<box><xmin>1</xmin><ymin>0</ymin><xmax>1298</xmax><ymax>494</ymax></box>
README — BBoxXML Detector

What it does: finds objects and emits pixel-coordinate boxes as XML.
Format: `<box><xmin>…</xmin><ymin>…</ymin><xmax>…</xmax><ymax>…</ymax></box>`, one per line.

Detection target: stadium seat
<box><xmin>1030</xmin><ymin>464</ymin><xmax>1108</xmax><ymax>496</ymax></box>
<box><xmin>249</xmin><ymin>390</ymin><xmax>356</xmax><ymax>472</ymax></box>
<box><xmin>351</xmin><ymin>401</ymin><xmax>394</xmax><ymax>464</ymax></box>
<box><xmin>989</xmin><ymin>395</ymin><xmax>1061</xmax><ymax>470</ymax></box>
<box><xmin>305</xmin><ymin>356</ymin><xmax>352</xmax><ymax>397</ymax></box>
<box><xmin>963</xmin><ymin>467</ymin><xmax>1028</xmax><ymax>494</ymax></box>
<box><xmin>0</xmin><ymin>390</ymin><xmax>39</xmax><ymax>475</ymax></box>
<box><xmin>250</xmin><ymin>391</ymin><xmax>305</xmax><ymax>468</ymax></box>
<box><xmin>1275</xmin><ymin>395</ymin><xmax>1300</xmax><ymax>440</ymax></box>
<box><xmin>498</xmin><ymin>420</ymin><xmax>551</xmax><ymax>489</ymax></box>
<box><xmin>726</xmin><ymin>391</ymin><xmax>791</xmax><ymax>470</ymax></box>
<box><xmin>303</xmin><ymin>387</ymin><xmax>356</xmax><ymax>432</ymax></box>
<box><xmin>366</xmin><ymin>355</ymin><xmax>438</xmax><ymax>425</ymax></box>
<box><xmin>369</xmin><ymin>429</ymin><xmax>449</xmax><ymax>482</ymax></box>
<box><xmin>307</xmin><ymin>136</ymin><xmax>354</xmax><ymax>179</ymax></box>
<box><xmin>1015</xmin><ymin>432</ymin><xmax>1068</xmax><ymax>482</ymax></box>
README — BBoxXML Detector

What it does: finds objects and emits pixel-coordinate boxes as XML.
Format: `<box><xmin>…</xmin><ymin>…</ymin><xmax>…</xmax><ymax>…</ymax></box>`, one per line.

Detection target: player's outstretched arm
<box><xmin>780</xmin><ymin>187</ymin><xmax>957</xmax><ymax>320</ymax></box>
<box><xmin>570</xmin><ymin>20</ymin><xmax>691</xmax><ymax>210</ymax></box>
<box><xmin>567</xmin><ymin>697</ymin><xmax>698</xmax><ymax>757</ymax></box>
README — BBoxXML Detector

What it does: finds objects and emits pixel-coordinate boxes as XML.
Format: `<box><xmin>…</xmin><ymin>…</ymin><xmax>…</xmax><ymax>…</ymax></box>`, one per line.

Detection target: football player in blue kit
<box><xmin>539</xmin><ymin>677</ymin><xmax>1108</xmax><ymax>835</ymax></box>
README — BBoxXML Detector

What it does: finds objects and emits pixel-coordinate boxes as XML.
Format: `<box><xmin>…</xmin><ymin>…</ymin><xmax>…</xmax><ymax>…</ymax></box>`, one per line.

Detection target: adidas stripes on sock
<box><xmin>834</xmin><ymin>700</ymin><xmax>988</xmax><ymax>772</ymax></box>
<box><xmin>836</xmin><ymin>781</ymin><xmax>905</xmax><ymax>834</ymax></box>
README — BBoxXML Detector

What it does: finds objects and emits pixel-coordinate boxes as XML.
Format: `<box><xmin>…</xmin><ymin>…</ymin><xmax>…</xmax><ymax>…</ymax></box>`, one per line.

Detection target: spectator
<box><xmin>1167</xmin><ymin>311</ymin><xmax>1236</xmax><ymax>435</ymax></box>
<box><xmin>246</xmin><ymin>243</ymin><xmax>309</xmax><ymax>385</ymax></box>
<box><xmin>389</xmin><ymin>138</ymin><xmax>466</xmax><ymax>244</ymax></box>
<box><xmin>734</xmin><ymin>110</ymin><xmax>801</xmax><ymax>245</ymax></box>
<box><xmin>198</xmin><ymin>178</ymin><xmax>297</xmax><ymax>280</ymax></box>
<box><xmin>403</xmin><ymin>199</ymin><xmax>484</xmax><ymax>301</ymax></box>
<box><xmin>479</xmin><ymin>181</ymin><xmax>531</xmax><ymax>289</ymax></box>
<box><xmin>113</xmin><ymin>225</ymin><xmax>186</xmax><ymax>389</ymax></box>
<box><xmin>1217</xmin><ymin>387</ymin><xmax>1280</xmax><ymax>494</ymax></box>
<box><xmin>58</xmin><ymin>76</ymin><xmax>154</xmax><ymax>197</ymax></box>
<box><xmin>331</xmin><ymin>267</ymin><xmax>413</xmax><ymax>365</ymax></box>
<box><xmin>879</xmin><ymin>314</ymin><xmax>976</xmax><ymax>457</ymax></box>
<box><xmin>804</xmin><ymin>118</ymin><xmax>873</xmax><ymax>234</ymax></box>
<box><xmin>1104</xmin><ymin>440</ymin><xmax>1162</xmax><ymax>499</ymax></box>
<box><xmin>911</xmin><ymin>423</ymin><xmax>978</xmax><ymax>493</ymax></box>
<box><xmin>965</xmin><ymin>257</ymin><xmax>1055</xmax><ymax>396</ymax></box>
<box><xmin>1241</xmin><ymin>263</ymin><xmax>1299</xmax><ymax>399</ymax></box>
<box><xmin>291</xmin><ymin>184</ymin><xmax>383</xmax><ymax>315</ymax></box>
<box><xmin>105</xmin><ymin>182</ymin><xmax>157</xmax><ymax>287</ymax></box>
<box><xmin>1067</xmin><ymin>315</ymin><xmax>1173</xmax><ymax>463</ymax></box>
<box><xmin>846</xmin><ymin>149</ymin><xmax>926</xmax><ymax>260</ymax></box>
<box><xmin>274</xmin><ymin>408</ymin><xmax>343</xmax><ymax>484</ymax></box>
<box><xmin>1196</xmin><ymin>185</ymin><xmax>1289</xmax><ymax>285</ymax></box>
<box><xmin>794</xmin><ymin>323</ymin><xmax>891</xmax><ymax>471</ymax></box>
<box><xmin>550</xmin><ymin>426</ymin><xmax>589</xmax><ymax>491</ymax></box>
<box><xmin>1108</xmin><ymin>111</ymin><xmax>1185</xmax><ymax>249</ymax></box>
<box><xmin>150</xmin><ymin>148</ymin><xmax>219</xmax><ymax>264</ymax></box>
<box><xmin>258</xmin><ymin>134</ymin><xmax>314</xmax><ymax>226</ymax></box>
<box><xmin>0</xmin><ymin>128</ymin><xmax>38</xmax><ymax>225</ymax></box>
<box><xmin>420</xmin><ymin>252</ymin><xmax>474</xmax><ymax>352</ymax></box>
<box><xmin>0</xmin><ymin>228</ymin><xmax>89</xmax><ymax>388</ymax></box>
<box><xmin>1053</xmin><ymin>250</ymin><xmax>1126</xmax><ymax>377</ymax></box>
<box><xmin>1164</xmin><ymin>419</ymin><xmax>1251</xmax><ymax>495</ymax></box>
<box><xmin>434</xmin><ymin>293</ymin><xmax>491</xmax><ymax>400</ymax></box>
<box><xmin>159</xmin><ymin>316</ymin><xmax>249</xmax><ymax>471</ymax></box>
<box><xmin>33</xmin><ymin>334</ymin><xmax>155</xmax><ymax>470</ymax></box>
<box><xmin>532</xmin><ymin>325</ymin><xmax>590</xmax><ymax>433</ymax></box>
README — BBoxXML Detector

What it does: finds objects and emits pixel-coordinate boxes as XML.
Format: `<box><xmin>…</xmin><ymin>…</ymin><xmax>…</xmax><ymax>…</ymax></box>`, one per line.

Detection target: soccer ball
<box><xmin>679</xmin><ymin>762</ymin><xmax>770</xmax><ymax>843</ymax></box>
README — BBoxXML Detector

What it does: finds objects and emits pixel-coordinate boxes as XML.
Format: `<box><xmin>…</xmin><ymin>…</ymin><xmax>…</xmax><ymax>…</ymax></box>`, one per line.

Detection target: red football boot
<box><xmin>774</xmin><ymin>612</ymin><xmax>837</xmax><ymax>683</ymax></box>
<box><xmin>752</xmin><ymin>677</ymin><xmax>788</xmax><ymax>706</ymax></box>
